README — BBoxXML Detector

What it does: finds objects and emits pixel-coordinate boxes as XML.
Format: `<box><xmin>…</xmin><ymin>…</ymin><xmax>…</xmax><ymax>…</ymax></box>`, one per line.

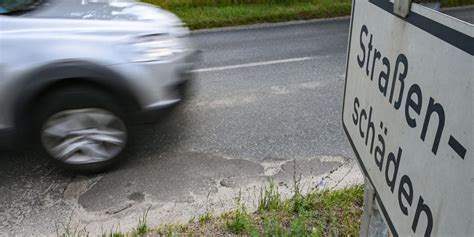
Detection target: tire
<box><xmin>33</xmin><ymin>85</ymin><xmax>129</xmax><ymax>173</ymax></box>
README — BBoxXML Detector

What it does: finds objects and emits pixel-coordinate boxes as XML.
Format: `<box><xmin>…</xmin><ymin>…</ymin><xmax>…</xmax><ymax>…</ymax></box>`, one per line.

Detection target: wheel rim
<box><xmin>41</xmin><ymin>108</ymin><xmax>127</xmax><ymax>165</ymax></box>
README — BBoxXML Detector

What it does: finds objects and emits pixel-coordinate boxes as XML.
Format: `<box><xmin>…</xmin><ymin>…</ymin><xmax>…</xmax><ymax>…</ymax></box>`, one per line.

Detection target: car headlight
<box><xmin>129</xmin><ymin>34</ymin><xmax>186</xmax><ymax>62</ymax></box>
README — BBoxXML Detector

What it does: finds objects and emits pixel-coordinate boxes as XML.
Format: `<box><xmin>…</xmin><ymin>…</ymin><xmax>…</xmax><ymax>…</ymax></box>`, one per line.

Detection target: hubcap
<box><xmin>41</xmin><ymin>108</ymin><xmax>127</xmax><ymax>165</ymax></box>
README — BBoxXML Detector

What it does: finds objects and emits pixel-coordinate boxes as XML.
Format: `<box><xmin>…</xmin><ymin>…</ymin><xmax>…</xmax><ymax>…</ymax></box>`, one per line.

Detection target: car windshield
<box><xmin>0</xmin><ymin>0</ymin><xmax>42</xmax><ymax>14</ymax></box>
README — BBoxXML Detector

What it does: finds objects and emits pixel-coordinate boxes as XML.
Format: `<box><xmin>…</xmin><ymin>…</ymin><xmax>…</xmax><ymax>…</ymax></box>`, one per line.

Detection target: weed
<box><xmin>258</xmin><ymin>178</ymin><xmax>282</xmax><ymax>212</ymax></box>
<box><xmin>132</xmin><ymin>206</ymin><xmax>151</xmax><ymax>236</ymax></box>
<box><xmin>55</xmin><ymin>216</ymin><xmax>89</xmax><ymax>237</ymax></box>
<box><xmin>262</xmin><ymin>214</ymin><xmax>285</xmax><ymax>236</ymax></box>
<box><xmin>198</xmin><ymin>212</ymin><xmax>212</xmax><ymax>225</ymax></box>
<box><xmin>154</xmin><ymin>222</ymin><xmax>190</xmax><ymax>236</ymax></box>
<box><xmin>225</xmin><ymin>191</ymin><xmax>256</xmax><ymax>234</ymax></box>
<box><xmin>290</xmin><ymin>161</ymin><xmax>306</xmax><ymax>214</ymax></box>
<box><xmin>225</xmin><ymin>208</ymin><xmax>256</xmax><ymax>234</ymax></box>
<box><xmin>100</xmin><ymin>224</ymin><xmax>125</xmax><ymax>237</ymax></box>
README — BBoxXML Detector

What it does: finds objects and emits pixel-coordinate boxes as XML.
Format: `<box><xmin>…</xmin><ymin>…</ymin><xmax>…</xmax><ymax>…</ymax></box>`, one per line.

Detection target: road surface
<box><xmin>0</xmin><ymin>7</ymin><xmax>471</xmax><ymax>235</ymax></box>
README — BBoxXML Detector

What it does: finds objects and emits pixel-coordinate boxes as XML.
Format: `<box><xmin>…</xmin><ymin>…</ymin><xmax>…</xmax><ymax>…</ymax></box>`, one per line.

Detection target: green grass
<box><xmin>55</xmin><ymin>216</ymin><xmax>89</xmax><ymax>237</ymax></box>
<box><xmin>440</xmin><ymin>0</ymin><xmax>474</xmax><ymax>7</ymax></box>
<box><xmin>100</xmin><ymin>224</ymin><xmax>126</xmax><ymax>237</ymax></box>
<box><xmin>143</xmin><ymin>0</ymin><xmax>474</xmax><ymax>30</ymax></box>
<box><xmin>224</xmin><ymin>192</ymin><xmax>258</xmax><ymax>235</ymax></box>
<box><xmin>152</xmin><ymin>183</ymin><xmax>365</xmax><ymax>236</ymax></box>
<box><xmin>198</xmin><ymin>212</ymin><xmax>213</xmax><ymax>225</ymax></box>
<box><xmin>144</xmin><ymin>0</ymin><xmax>352</xmax><ymax>29</ymax></box>
<box><xmin>258</xmin><ymin>179</ymin><xmax>283</xmax><ymax>212</ymax></box>
<box><xmin>131</xmin><ymin>207</ymin><xmax>150</xmax><ymax>237</ymax></box>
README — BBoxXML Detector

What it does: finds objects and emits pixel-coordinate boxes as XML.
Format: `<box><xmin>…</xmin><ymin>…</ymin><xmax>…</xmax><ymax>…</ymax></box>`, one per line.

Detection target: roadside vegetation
<box><xmin>144</xmin><ymin>0</ymin><xmax>351</xmax><ymax>29</ymax></box>
<box><xmin>57</xmin><ymin>180</ymin><xmax>364</xmax><ymax>236</ymax></box>
<box><xmin>151</xmin><ymin>183</ymin><xmax>364</xmax><ymax>236</ymax></box>
<box><xmin>143</xmin><ymin>0</ymin><xmax>474</xmax><ymax>29</ymax></box>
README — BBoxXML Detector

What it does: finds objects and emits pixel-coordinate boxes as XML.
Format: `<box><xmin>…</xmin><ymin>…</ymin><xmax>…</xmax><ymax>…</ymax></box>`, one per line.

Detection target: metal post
<box><xmin>394</xmin><ymin>0</ymin><xmax>412</xmax><ymax>18</ymax></box>
<box><xmin>360</xmin><ymin>178</ymin><xmax>390</xmax><ymax>237</ymax></box>
<box><xmin>359</xmin><ymin>178</ymin><xmax>374</xmax><ymax>237</ymax></box>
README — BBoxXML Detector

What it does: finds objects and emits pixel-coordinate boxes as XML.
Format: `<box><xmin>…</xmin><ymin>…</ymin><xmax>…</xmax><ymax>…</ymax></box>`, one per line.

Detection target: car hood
<box><xmin>21</xmin><ymin>0</ymin><xmax>181</xmax><ymax>26</ymax></box>
<box><xmin>2</xmin><ymin>0</ymin><xmax>187</xmax><ymax>38</ymax></box>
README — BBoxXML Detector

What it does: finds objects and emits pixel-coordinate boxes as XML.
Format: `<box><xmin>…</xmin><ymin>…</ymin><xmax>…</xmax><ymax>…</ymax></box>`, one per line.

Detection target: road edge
<box><xmin>191</xmin><ymin>16</ymin><xmax>351</xmax><ymax>34</ymax></box>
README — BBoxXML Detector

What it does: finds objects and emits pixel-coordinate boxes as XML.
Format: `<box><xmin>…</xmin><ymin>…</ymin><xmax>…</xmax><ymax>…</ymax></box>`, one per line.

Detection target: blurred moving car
<box><xmin>0</xmin><ymin>0</ymin><xmax>198</xmax><ymax>172</ymax></box>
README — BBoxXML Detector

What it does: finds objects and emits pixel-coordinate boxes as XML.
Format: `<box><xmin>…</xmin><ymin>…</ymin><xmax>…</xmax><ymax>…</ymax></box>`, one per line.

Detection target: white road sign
<box><xmin>342</xmin><ymin>0</ymin><xmax>473</xmax><ymax>236</ymax></box>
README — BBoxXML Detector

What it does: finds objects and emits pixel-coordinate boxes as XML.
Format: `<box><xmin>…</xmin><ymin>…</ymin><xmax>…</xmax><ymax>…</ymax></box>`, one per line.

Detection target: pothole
<box><xmin>220</xmin><ymin>177</ymin><xmax>236</xmax><ymax>188</ymax></box>
<box><xmin>127</xmin><ymin>192</ymin><xmax>145</xmax><ymax>203</ymax></box>
<box><xmin>63</xmin><ymin>176</ymin><xmax>102</xmax><ymax>203</ymax></box>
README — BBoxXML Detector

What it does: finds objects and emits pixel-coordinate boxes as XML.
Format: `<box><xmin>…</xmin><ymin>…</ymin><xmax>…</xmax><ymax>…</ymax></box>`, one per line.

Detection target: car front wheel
<box><xmin>34</xmin><ymin>86</ymin><xmax>129</xmax><ymax>173</ymax></box>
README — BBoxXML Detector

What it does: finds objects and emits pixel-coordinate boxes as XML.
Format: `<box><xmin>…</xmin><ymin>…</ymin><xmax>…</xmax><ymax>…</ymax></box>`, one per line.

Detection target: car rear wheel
<box><xmin>34</xmin><ymin>86</ymin><xmax>129</xmax><ymax>173</ymax></box>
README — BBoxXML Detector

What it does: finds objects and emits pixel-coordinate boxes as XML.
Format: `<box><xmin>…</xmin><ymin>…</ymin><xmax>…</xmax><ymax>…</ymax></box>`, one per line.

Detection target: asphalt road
<box><xmin>0</xmin><ymin>7</ymin><xmax>472</xmax><ymax>235</ymax></box>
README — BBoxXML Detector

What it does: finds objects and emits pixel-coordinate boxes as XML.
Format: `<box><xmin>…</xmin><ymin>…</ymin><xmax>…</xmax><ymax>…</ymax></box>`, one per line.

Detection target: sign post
<box><xmin>343</xmin><ymin>0</ymin><xmax>473</xmax><ymax>236</ymax></box>
<box><xmin>393</xmin><ymin>0</ymin><xmax>411</xmax><ymax>17</ymax></box>
<box><xmin>360</xmin><ymin>178</ymin><xmax>391</xmax><ymax>237</ymax></box>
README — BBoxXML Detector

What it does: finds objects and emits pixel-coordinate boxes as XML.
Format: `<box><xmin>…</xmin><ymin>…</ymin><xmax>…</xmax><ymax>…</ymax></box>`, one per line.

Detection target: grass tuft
<box><xmin>55</xmin><ymin>216</ymin><xmax>89</xmax><ymax>237</ymax></box>
<box><xmin>198</xmin><ymin>212</ymin><xmax>213</xmax><ymax>225</ymax></box>
<box><xmin>132</xmin><ymin>206</ymin><xmax>151</xmax><ymax>237</ymax></box>
<box><xmin>100</xmin><ymin>224</ymin><xmax>125</xmax><ymax>237</ymax></box>
<box><xmin>225</xmin><ymin>192</ymin><xmax>257</xmax><ymax>234</ymax></box>
<box><xmin>258</xmin><ymin>179</ymin><xmax>282</xmax><ymax>212</ymax></box>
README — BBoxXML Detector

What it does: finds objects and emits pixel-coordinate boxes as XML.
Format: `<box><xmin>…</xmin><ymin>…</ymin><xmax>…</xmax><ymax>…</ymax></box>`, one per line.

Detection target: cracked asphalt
<box><xmin>1</xmin><ymin>7</ymin><xmax>472</xmax><ymax>235</ymax></box>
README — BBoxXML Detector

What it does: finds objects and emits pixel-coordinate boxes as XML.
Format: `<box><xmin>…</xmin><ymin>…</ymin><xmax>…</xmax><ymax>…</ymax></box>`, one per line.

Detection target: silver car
<box><xmin>0</xmin><ymin>0</ymin><xmax>198</xmax><ymax>172</ymax></box>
